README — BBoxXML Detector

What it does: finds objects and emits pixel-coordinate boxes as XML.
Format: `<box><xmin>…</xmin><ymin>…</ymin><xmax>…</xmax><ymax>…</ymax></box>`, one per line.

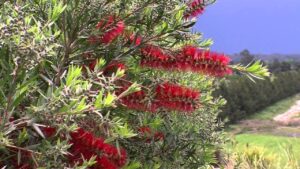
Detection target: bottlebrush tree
<box><xmin>0</xmin><ymin>0</ymin><xmax>268</xmax><ymax>168</ymax></box>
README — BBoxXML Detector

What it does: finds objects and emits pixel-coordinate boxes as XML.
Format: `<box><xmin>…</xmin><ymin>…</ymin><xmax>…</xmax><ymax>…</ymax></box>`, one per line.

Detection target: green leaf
<box><xmin>95</xmin><ymin>89</ymin><xmax>104</xmax><ymax>109</ymax></box>
<box><xmin>114</xmin><ymin>123</ymin><xmax>137</xmax><ymax>139</ymax></box>
<box><xmin>94</xmin><ymin>58</ymin><xmax>106</xmax><ymax>72</ymax></box>
<box><xmin>66</xmin><ymin>65</ymin><xmax>82</xmax><ymax>87</ymax></box>
<box><xmin>17</xmin><ymin>128</ymin><xmax>28</xmax><ymax>145</ymax></box>
<box><xmin>117</xmin><ymin>82</ymin><xmax>141</xmax><ymax>99</ymax></box>
<box><xmin>115</xmin><ymin>68</ymin><xmax>125</xmax><ymax>78</ymax></box>
<box><xmin>51</xmin><ymin>2</ymin><xmax>67</xmax><ymax>22</ymax></box>
<box><xmin>74</xmin><ymin>98</ymin><xmax>89</xmax><ymax>113</ymax></box>
<box><xmin>123</xmin><ymin>161</ymin><xmax>142</xmax><ymax>169</ymax></box>
<box><xmin>103</xmin><ymin>92</ymin><xmax>115</xmax><ymax>107</ymax></box>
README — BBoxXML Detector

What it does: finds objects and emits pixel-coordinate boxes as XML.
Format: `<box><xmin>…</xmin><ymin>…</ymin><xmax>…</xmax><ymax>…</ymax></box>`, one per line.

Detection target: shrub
<box><xmin>0</xmin><ymin>0</ymin><xmax>267</xmax><ymax>168</ymax></box>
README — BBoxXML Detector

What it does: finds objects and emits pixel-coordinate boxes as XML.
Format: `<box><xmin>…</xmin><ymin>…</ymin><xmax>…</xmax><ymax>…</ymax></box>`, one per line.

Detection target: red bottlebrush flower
<box><xmin>40</xmin><ymin>126</ymin><xmax>56</xmax><ymax>138</ymax></box>
<box><xmin>87</xmin><ymin>35</ymin><xmax>100</xmax><ymax>44</ymax></box>
<box><xmin>156</xmin><ymin>82</ymin><xmax>200</xmax><ymax>100</ymax></box>
<box><xmin>140</xmin><ymin>45</ymin><xmax>175</xmax><ymax>70</ymax></box>
<box><xmin>103</xmin><ymin>62</ymin><xmax>126</xmax><ymax>76</ymax></box>
<box><xmin>128</xmin><ymin>34</ymin><xmax>142</xmax><ymax>46</ymax></box>
<box><xmin>117</xmin><ymin>83</ymin><xmax>157</xmax><ymax>112</ymax></box>
<box><xmin>95</xmin><ymin>16</ymin><xmax>125</xmax><ymax>44</ymax></box>
<box><xmin>95</xmin><ymin>156</ymin><xmax>118</xmax><ymax>169</ymax></box>
<box><xmin>138</xmin><ymin>126</ymin><xmax>152</xmax><ymax>136</ymax></box>
<box><xmin>9</xmin><ymin>147</ymin><xmax>33</xmax><ymax>169</ymax></box>
<box><xmin>101</xmin><ymin>20</ymin><xmax>125</xmax><ymax>44</ymax></box>
<box><xmin>87</xmin><ymin>59</ymin><xmax>98</xmax><ymax>71</ymax></box>
<box><xmin>181</xmin><ymin>46</ymin><xmax>232</xmax><ymax>77</ymax></box>
<box><xmin>141</xmin><ymin>45</ymin><xmax>170</xmax><ymax>61</ymax></box>
<box><xmin>85</xmin><ymin>60</ymin><xmax>126</xmax><ymax>76</ymax></box>
<box><xmin>140</xmin><ymin>45</ymin><xmax>232</xmax><ymax>77</ymax></box>
<box><xmin>154</xmin><ymin>82</ymin><xmax>200</xmax><ymax>112</ymax></box>
<box><xmin>154</xmin><ymin>132</ymin><xmax>165</xmax><ymax>141</ymax></box>
<box><xmin>96</xmin><ymin>16</ymin><xmax>115</xmax><ymax>30</ymax></box>
<box><xmin>15</xmin><ymin>163</ymin><xmax>32</xmax><ymax>169</ymax></box>
<box><xmin>68</xmin><ymin>128</ymin><xmax>127</xmax><ymax>168</ymax></box>
<box><xmin>120</xmin><ymin>90</ymin><xmax>151</xmax><ymax>111</ymax></box>
<box><xmin>184</xmin><ymin>0</ymin><xmax>205</xmax><ymax>18</ymax></box>
<box><xmin>137</xmin><ymin>126</ymin><xmax>165</xmax><ymax>142</ymax></box>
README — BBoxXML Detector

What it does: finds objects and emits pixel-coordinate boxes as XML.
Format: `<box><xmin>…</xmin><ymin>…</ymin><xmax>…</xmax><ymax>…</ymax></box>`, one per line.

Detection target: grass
<box><xmin>230</xmin><ymin>134</ymin><xmax>300</xmax><ymax>165</ymax></box>
<box><xmin>249</xmin><ymin>94</ymin><xmax>300</xmax><ymax>120</ymax></box>
<box><xmin>225</xmin><ymin>94</ymin><xmax>300</xmax><ymax>167</ymax></box>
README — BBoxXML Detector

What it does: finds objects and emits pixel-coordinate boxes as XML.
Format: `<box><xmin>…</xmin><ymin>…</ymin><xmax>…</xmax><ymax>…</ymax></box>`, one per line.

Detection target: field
<box><xmin>227</xmin><ymin>94</ymin><xmax>300</xmax><ymax>167</ymax></box>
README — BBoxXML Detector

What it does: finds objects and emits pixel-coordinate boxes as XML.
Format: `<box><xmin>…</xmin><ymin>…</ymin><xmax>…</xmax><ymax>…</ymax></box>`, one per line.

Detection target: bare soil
<box><xmin>232</xmin><ymin>100</ymin><xmax>300</xmax><ymax>137</ymax></box>
<box><xmin>273</xmin><ymin>100</ymin><xmax>300</xmax><ymax>126</ymax></box>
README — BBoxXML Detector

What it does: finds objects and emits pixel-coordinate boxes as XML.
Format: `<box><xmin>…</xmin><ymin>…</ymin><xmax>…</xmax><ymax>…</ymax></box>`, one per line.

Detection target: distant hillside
<box><xmin>230</xmin><ymin>54</ymin><xmax>300</xmax><ymax>63</ymax></box>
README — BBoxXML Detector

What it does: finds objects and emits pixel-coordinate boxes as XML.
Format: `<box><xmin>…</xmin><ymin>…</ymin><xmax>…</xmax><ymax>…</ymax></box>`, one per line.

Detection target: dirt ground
<box><xmin>232</xmin><ymin>100</ymin><xmax>300</xmax><ymax>137</ymax></box>
<box><xmin>273</xmin><ymin>100</ymin><xmax>300</xmax><ymax>126</ymax></box>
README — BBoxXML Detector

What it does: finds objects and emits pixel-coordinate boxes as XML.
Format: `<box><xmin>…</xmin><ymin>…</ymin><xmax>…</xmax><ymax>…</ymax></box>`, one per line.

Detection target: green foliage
<box><xmin>232</xmin><ymin>60</ymin><xmax>270</xmax><ymax>82</ymax></box>
<box><xmin>217</xmin><ymin>70</ymin><xmax>300</xmax><ymax>122</ymax></box>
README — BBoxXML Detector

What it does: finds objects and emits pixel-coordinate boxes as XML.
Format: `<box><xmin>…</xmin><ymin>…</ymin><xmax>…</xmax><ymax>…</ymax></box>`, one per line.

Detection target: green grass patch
<box><xmin>231</xmin><ymin>134</ymin><xmax>300</xmax><ymax>162</ymax></box>
<box><xmin>249</xmin><ymin>94</ymin><xmax>300</xmax><ymax>120</ymax></box>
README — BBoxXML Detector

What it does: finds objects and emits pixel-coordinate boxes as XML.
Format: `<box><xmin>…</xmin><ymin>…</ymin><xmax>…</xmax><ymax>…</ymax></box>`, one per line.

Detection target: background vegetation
<box><xmin>217</xmin><ymin>51</ymin><xmax>300</xmax><ymax>122</ymax></box>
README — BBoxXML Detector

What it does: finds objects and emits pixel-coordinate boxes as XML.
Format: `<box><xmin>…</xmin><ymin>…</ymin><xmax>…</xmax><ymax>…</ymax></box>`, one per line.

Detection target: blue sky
<box><xmin>194</xmin><ymin>0</ymin><xmax>300</xmax><ymax>54</ymax></box>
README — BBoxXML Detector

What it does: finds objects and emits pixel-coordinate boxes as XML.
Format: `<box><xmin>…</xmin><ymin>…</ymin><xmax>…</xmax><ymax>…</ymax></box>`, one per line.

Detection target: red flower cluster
<box><xmin>140</xmin><ymin>45</ymin><xmax>174</xmax><ymax>69</ymax></box>
<box><xmin>141</xmin><ymin>45</ymin><xmax>170</xmax><ymax>61</ymax></box>
<box><xmin>87</xmin><ymin>60</ymin><xmax>126</xmax><ymax>76</ymax></box>
<box><xmin>154</xmin><ymin>82</ymin><xmax>200</xmax><ymax>112</ymax></box>
<box><xmin>8</xmin><ymin>147</ymin><xmax>32</xmax><ymax>169</ymax></box>
<box><xmin>184</xmin><ymin>0</ymin><xmax>205</xmax><ymax>18</ymax></box>
<box><xmin>128</xmin><ymin>34</ymin><xmax>142</xmax><ymax>46</ymax></box>
<box><xmin>103</xmin><ymin>62</ymin><xmax>126</xmax><ymax>76</ymax></box>
<box><xmin>117</xmin><ymin>82</ymin><xmax>200</xmax><ymax>113</ymax></box>
<box><xmin>40</xmin><ymin>126</ymin><xmax>56</xmax><ymax>138</ymax></box>
<box><xmin>140</xmin><ymin>45</ymin><xmax>232</xmax><ymax>77</ymax></box>
<box><xmin>138</xmin><ymin>126</ymin><xmax>164</xmax><ymax>142</ymax></box>
<box><xmin>117</xmin><ymin>84</ymin><xmax>156</xmax><ymax>112</ymax></box>
<box><xmin>69</xmin><ymin>128</ymin><xmax>127</xmax><ymax>169</ymax></box>
<box><xmin>180</xmin><ymin>46</ymin><xmax>233</xmax><ymax>76</ymax></box>
<box><xmin>88</xmin><ymin>16</ymin><xmax>125</xmax><ymax>44</ymax></box>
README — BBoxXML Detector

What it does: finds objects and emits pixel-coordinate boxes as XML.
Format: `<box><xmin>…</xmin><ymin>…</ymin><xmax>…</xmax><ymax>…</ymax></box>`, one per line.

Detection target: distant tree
<box><xmin>240</xmin><ymin>49</ymin><xmax>255</xmax><ymax>66</ymax></box>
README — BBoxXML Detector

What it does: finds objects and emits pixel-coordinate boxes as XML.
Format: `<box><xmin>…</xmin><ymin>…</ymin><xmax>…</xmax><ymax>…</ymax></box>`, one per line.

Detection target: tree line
<box><xmin>217</xmin><ymin>61</ymin><xmax>300</xmax><ymax>123</ymax></box>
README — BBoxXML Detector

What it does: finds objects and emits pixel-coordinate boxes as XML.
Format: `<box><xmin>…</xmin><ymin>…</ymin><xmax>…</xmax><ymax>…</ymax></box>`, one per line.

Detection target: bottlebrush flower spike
<box><xmin>101</xmin><ymin>21</ymin><xmax>125</xmax><ymax>44</ymax></box>
<box><xmin>68</xmin><ymin>128</ymin><xmax>127</xmax><ymax>169</ymax></box>
<box><xmin>180</xmin><ymin>46</ymin><xmax>233</xmax><ymax>77</ymax></box>
<box><xmin>140</xmin><ymin>46</ymin><xmax>232</xmax><ymax>77</ymax></box>
<box><xmin>103</xmin><ymin>62</ymin><xmax>126</xmax><ymax>76</ymax></box>
<box><xmin>138</xmin><ymin>126</ymin><xmax>165</xmax><ymax>142</ymax></box>
<box><xmin>40</xmin><ymin>126</ymin><xmax>56</xmax><ymax>138</ymax></box>
<box><xmin>86</xmin><ymin>60</ymin><xmax>126</xmax><ymax>75</ymax></box>
<box><xmin>154</xmin><ymin>82</ymin><xmax>200</xmax><ymax>112</ymax></box>
<box><xmin>96</xmin><ymin>16</ymin><xmax>115</xmax><ymax>30</ymax></box>
<box><xmin>138</xmin><ymin>126</ymin><xmax>152</xmax><ymax>136</ymax></box>
<box><xmin>184</xmin><ymin>0</ymin><xmax>205</xmax><ymax>18</ymax></box>
<box><xmin>95</xmin><ymin>16</ymin><xmax>125</xmax><ymax>44</ymax></box>
<box><xmin>96</xmin><ymin>156</ymin><xmax>118</xmax><ymax>169</ymax></box>
<box><xmin>154</xmin><ymin>132</ymin><xmax>165</xmax><ymax>141</ymax></box>
<box><xmin>118</xmin><ymin>87</ymin><xmax>155</xmax><ymax>112</ymax></box>
<box><xmin>128</xmin><ymin>33</ymin><xmax>142</xmax><ymax>46</ymax></box>
<box><xmin>87</xmin><ymin>59</ymin><xmax>97</xmax><ymax>71</ymax></box>
<box><xmin>87</xmin><ymin>35</ymin><xmax>100</xmax><ymax>44</ymax></box>
<box><xmin>141</xmin><ymin>45</ymin><xmax>170</xmax><ymax>61</ymax></box>
<box><xmin>8</xmin><ymin>147</ymin><xmax>33</xmax><ymax>169</ymax></box>
<box><xmin>140</xmin><ymin>45</ymin><xmax>173</xmax><ymax>69</ymax></box>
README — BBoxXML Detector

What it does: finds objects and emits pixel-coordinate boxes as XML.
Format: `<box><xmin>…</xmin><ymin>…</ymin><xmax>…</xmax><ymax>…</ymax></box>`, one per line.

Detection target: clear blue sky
<box><xmin>194</xmin><ymin>0</ymin><xmax>300</xmax><ymax>54</ymax></box>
